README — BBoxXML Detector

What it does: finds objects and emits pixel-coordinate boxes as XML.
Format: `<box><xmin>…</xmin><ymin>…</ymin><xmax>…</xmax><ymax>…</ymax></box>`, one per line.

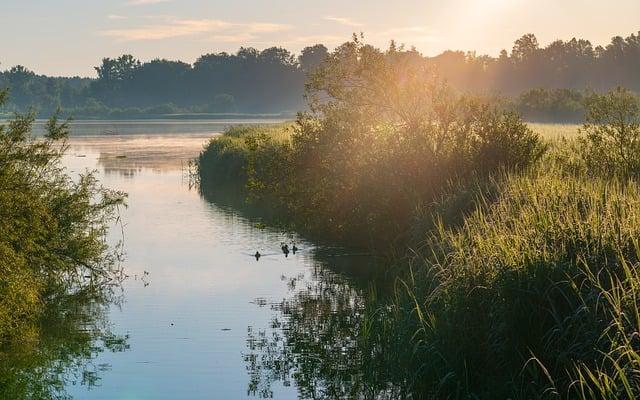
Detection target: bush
<box><xmin>578</xmin><ymin>87</ymin><xmax>640</xmax><ymax>176</ymax></box>
<box><xmin>239</xmin><ymin>38</ymin><xmax>545</xmax><ymax>246</ymax></box>
<box><xmin>197</xmin><ymin>123</ymin><xmax>293</xmax><ymax>186</ymax></box>
<box><xmin>0</xmin><ymin>90</ymin><xmax>125</xmax><ymax>342</ymax></box>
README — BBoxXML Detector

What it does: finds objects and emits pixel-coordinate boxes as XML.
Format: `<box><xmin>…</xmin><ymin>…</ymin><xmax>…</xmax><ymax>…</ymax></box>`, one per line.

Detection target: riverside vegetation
<box><xmin>198</xmin><ymin>39</ymin><xmax>640</xmax><ymax>399</ymax></box>
<box><xmin>0</xmin><ymin>89</ymin><xmax>128</xmax><ymax>398</ymax></box>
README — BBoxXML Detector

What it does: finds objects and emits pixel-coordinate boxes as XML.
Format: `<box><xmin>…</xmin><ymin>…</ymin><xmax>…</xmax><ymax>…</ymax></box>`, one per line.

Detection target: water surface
<box><xmin>38</xmin><ymin>124</ymin><xmax>382</xmax><ymax>399</ymax></box>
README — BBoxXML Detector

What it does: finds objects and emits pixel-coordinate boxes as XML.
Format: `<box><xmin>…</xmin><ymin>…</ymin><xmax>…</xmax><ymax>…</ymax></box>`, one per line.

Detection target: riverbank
<box><xmin>198</xmin><ymin>123</ymin><xmax>640</xmax><ymax>399</ymax></box>
<box><xmin>196</xmin><ymin>46</ymin><xmax>640</xmax><ymax>397</ymax></box>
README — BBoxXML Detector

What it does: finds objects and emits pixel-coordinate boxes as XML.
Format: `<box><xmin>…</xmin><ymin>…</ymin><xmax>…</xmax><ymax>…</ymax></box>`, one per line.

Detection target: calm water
<box><xmin>38</xmin><ymin>123</ymin><xmax>381</xmax><ymax>399</ymax></box>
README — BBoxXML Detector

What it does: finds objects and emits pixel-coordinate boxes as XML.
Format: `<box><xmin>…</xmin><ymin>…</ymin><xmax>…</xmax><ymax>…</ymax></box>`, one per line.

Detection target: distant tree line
<box><xmin>0</xmin><ymin>31</ymin><xmax>638</xmax><ymax>120</ymax></box>
<box><xmin>0</xmin><ymin>45</ymin><xmax>329</xmax><ymax>117</ymax></box>
<box><xmin>431</xmin><ymin>31</ymin><xmax>640</xmax><ymax>94</ymax></box>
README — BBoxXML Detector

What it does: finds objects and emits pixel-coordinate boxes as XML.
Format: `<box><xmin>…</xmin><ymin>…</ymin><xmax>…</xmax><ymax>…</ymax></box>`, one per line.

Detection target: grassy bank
<box><xmin>197</xmin><ymin>40</ymin><xmax>640</xmax><ymax>399</ymax></box>
<box><xmin>392</xmin><ymin>159</ymin><xmax>640</xmax><ymax>398</ymax></box>
<box><xmin>200</xmin><ymin>127</ymin><xmax>640</xmax><ymax>398</ymax></box>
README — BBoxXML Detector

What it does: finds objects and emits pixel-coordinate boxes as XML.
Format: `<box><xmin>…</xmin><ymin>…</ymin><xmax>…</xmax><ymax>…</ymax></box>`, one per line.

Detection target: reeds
<box><xmin>396</xmin><ymin>153</ymin><xmax>640</xmax><ymax>398</ymax></box>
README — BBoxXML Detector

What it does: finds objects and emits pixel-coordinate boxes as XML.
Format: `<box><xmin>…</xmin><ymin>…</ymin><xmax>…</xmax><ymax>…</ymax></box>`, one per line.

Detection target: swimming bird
<box><xmin>282</xmin><ymin>244</ymin><xmax>290</xmax><ymax>257</ymax></box>
<box><xmin>292</xmin><ymin>244</ymin><xmax>298</xmax><ymax>254</ymax></box>
<box><xmin>255</xmin><ymin>251</ymin><xmax>261</xmax><ymax>261</ymax></box>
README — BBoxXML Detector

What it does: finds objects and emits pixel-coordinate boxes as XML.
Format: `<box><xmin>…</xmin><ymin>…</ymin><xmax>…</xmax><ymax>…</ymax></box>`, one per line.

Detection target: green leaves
<box><xmin>44</xmin><ymin>110</ymin><xmax>70</xmax><ymax>140</ymax></box>
<box><xmin>579</xmin><ymin>87</ymin><xmax>640</xmax><ymax>176</ymax></box>
<box><xmin>0</xmin><ymin>95</ymin><xmax>125</xmax><ymax>343</ymax></box>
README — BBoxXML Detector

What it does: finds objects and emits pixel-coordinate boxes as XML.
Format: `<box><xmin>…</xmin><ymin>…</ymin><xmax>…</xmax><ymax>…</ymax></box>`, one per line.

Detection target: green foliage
<box><xmin>227</xmin><ymin>38</ymin><xmax>544</xmax><ymax>246</ymax></box>
<box><xmin>0</xmin><ymin>89</ymin><xmax>126</xmax><ymax>342</ymax></box>
<box><xmin>393</xmin><ymin>156</ymin><xmax>640</xmax><ymax>398</ymax></box>
<box><xmin>578</xmin><ymin>87</ymin><xmax>640</xmax><ymax>176</ymax></box>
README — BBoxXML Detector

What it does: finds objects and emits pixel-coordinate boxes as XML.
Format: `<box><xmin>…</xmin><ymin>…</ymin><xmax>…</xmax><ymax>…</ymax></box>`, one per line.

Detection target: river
<box><xmin>29</xmin><ymin>121</ymin><xmax>385</xmax><ymax>399</ymax></box>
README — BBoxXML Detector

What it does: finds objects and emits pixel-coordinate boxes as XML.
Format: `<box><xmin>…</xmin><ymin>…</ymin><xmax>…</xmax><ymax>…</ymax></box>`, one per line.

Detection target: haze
<box><xmin>2</xmin><ymin>0</ymin><xmax>639</xmax><ymax>77</ymax></box>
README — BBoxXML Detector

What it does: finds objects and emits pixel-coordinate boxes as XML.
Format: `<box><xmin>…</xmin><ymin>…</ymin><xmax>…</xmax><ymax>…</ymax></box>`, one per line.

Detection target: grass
<box><xmin>197</xmin><ymin>123</ymin><xmax>293</xmax><ymax>185</ymax></box>
<box><xmin>389</xmin><ymin>130</ymin><xmax>640</xmax><ymax>398</ymax></box>
<box><xmin>198</xmin><ymin>120</ymin><xmax>640</xmax><ymax>398</ymax></box>
<box><xmin>222</xmin><ymin>123</ymin><xmax>294</xmax><ymax>142</ymax></box>
<box><xmin>528</xmin><ymin>123</ymin><xmax>580</xmax><ymax>141</ymax></box>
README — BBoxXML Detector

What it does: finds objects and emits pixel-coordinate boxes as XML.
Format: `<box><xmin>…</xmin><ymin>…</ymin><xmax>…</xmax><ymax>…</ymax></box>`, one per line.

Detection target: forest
<box><xmin>1</xmin><ymin>31</ymin><xmax>639</xmax><ymax>120</ymax></box>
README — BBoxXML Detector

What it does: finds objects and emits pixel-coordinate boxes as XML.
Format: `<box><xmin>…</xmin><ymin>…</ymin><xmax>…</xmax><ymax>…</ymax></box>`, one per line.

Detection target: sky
<box><xmin>1</xmin><ymin>0</ymin><xmax>639</xmax><ymax>77</ymax></box>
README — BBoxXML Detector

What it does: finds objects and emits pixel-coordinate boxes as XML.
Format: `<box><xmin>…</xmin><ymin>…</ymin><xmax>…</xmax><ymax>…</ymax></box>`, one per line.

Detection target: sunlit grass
<box><xmin>528</xmin><ymin>122</ymin><xmax>580</xmax><ymax>141</ymax></box>
<box><xmin>223</xmin><ymin>122</ymin><xmax>294</xmax><ymax>143</ymax></box>
<box><xmin>397</xmin><ymin>144</ymin><xmax>640</xmax><ymax>398</ymax></box>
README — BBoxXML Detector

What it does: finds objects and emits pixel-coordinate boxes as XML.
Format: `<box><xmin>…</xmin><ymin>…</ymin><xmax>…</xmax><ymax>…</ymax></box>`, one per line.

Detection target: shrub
<box><xmin>0</xmin><ymin>90</ymin><xmax>126</xmax><ymax>342</ymax></box>
<box><xmin>197</xmin><ymin>123</ymin><xmax>293</xmax><ymax>186</ymax></box>
<box><xmin>579</xmin><ymin>87</ymin><xmax>640</xmax><ymax>176</ymax></box>
<box><xmin>242</xmin><ymin>38</ymin><xmax>545</xmax><ymax>246</ymax></box>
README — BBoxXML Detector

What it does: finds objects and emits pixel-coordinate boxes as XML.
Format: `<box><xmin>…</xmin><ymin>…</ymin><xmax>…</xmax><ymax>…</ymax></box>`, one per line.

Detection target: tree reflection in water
<box><xmin>0</xmin><ymin>285</ymin><xmax>129</xmax><ymax>400</ymax></box>
<box><xmin>199</xmin><ymin>179</ymin><xmax>412</xmax><ymax>399</ymax></box>
<box><xmin>245</xmin><ymin>263</ymin><xmax>408</xmax><ymax>400</ymax></box>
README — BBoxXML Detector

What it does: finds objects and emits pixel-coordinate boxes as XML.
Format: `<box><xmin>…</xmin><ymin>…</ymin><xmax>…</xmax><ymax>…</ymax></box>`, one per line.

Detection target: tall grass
<box><xmin>197</xmin><ymin>123</ymin><xmax>293</xmax><ymax>185</ymax></box>
<box><xmin>529</xmin><ymin>123</ymin><xmax>580</xmax><ymax>140</ymax></box>
<box><xmin>394</xmin><ymin>153</ymin><xmax>640</xmax><ymax>398</ymax></box>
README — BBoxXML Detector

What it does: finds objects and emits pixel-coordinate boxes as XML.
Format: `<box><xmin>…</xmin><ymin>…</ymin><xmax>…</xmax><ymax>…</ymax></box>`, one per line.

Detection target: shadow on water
<box><xmin>0</xmin><ymin>287</ymin><xmax>129</xmax><ymax>400</ymax></box>
<box><xmin>200</xmin><ymin>181</ymin><xmax>411</xmax><ymax>399</ymax></box>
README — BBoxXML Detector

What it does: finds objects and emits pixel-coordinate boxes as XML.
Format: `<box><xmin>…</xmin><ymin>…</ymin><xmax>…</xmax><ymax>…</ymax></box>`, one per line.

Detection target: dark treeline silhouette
<box><xmin>0</xmin><ymin>45</ymin><xmax>329</xmax><ymax>117</ymax></box>
<box><xmin>0</xmin><ymin>32</ymin><xmax>638</xmax><ymax>119</ymax></box>
<box><xmin>432</xmin><ymin>31</ymin><xmax>640</xmax><ymax>94</ymax></box>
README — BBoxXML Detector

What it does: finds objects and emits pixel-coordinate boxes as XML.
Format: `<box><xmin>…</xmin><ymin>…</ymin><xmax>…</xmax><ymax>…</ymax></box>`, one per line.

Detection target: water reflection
<box><xmin>34</xmin><ymin>129</ymin><xmax>406</xmax><ymax>399</ymax></box>
<box><xmin>200</xmin><ymin>182</ymin><xmax>404</xmax><ymax>399</ymax></box>
<box><xmin>68</xmin><ymin>134</ymin><xmax>214</xmax><ymax>177</ymax></box>
<box><xmin>32</xmin><ymin>119</ymin><xmax>283</xmax><ymax>137</ymax></box>
<box><xmin>0</xmin><ymin>288</ymin><xmax>129</xmax><ymax>399</ymax></box>
<box><xmin>242</xmin><ymin>263</ymin><xmax>405</xmax><ymax>400</ymax></box>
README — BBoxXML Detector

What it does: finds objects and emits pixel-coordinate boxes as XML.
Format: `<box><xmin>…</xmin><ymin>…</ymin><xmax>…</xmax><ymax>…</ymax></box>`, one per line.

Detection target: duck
<box><xmin>255</xmin><ymin>251</ymin><xmax>261</xmax><ymax>260</ymax></box>
<box><xmin>292</xmin><ymin>244</ymin><xmax>299</xmax><ymax>254</ymax></box>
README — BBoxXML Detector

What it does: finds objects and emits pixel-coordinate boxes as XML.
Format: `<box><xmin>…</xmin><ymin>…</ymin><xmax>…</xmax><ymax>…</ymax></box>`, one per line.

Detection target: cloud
<box><xmin>100</xmin><ymin>18</ymin><xmax>292</xmax><ymax>42</ymax></box>
<box><xmin>323</xmin><ymin>16</ymin><xmax>363</xmax><ymax>27</ymax></box>
<box><xmin>208</xmin><ymin>34</ymin><xmax>255</xmax><ymax>43</ymax></box>
<box><xmin>126</xmin><ymin>0</ymin><xmax>171</xmax><ymax>5</ymax></box>
<box><xmin>107</xmin><ymin>14</ymin><xmax>127</xmax><ymax>20</ymax></box>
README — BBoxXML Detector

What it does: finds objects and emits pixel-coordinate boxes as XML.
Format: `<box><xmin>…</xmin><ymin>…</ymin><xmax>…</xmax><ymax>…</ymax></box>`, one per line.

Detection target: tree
<box><xmin>94</xmin><ymin>54</ymin><xmax>141</xmax><ymax>82</ymax></box>
<box><xmin>511</xmin><ymin>33</ymin><xmax>539</xmax><ymax>61</ymax></box>
<box><xmin>298</xmin><ymin>44</ymin><xmax>329</xmax><ymax>73</ymax></box>
<box><xmin>579</xmin><ymin>87</ymin><xmax>640</xmax><ymax>175</ymax></box>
